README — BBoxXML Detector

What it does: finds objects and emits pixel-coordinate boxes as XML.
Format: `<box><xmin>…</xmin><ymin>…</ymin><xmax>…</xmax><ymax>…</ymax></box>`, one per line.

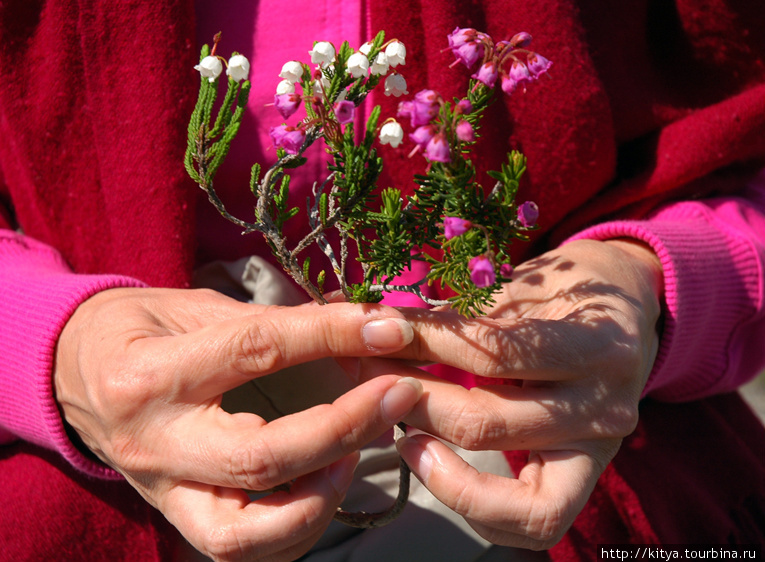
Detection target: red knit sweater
<box><xmin>0</xmin><ymin>1</ymin><xmax>764</xmax><ymax>559</ymax></box>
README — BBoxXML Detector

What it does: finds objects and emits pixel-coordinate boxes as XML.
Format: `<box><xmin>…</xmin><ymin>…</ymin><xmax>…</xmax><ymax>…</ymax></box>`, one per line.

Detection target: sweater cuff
<box><xmin>0</xmin><ymin>232</ymin><xmax>145</xmax><ymax>478</ymax></box>
<box><xmin>564</xmin><ymin>203</ymin><xmax>762</xmax><ymax>402</ymax></box>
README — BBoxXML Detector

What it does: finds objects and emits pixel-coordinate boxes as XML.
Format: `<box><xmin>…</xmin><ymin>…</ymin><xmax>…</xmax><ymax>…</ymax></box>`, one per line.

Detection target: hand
<box><xmin>54</xmin><ymin>287</ymin><xmax>423</xmax><ymax>562</ymax></box>
<box><xmin>357</xmin><ymin>239</ymin><xmax>664</xmax><ymax>549</ymax></box>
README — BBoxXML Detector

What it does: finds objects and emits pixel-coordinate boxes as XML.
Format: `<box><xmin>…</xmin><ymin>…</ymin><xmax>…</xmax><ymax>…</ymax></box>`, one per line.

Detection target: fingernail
<box><xmin>362</xmin><ymin>318</ymin><xmax>414</xmax><ymax>350</ymax></box>
<box><xmin>381</xmin><ymin>377</ymin><xmax>423</xmax><ymax>424</ymax></box>
<box><xmin>397</xmin><ymin>436</ymin><xmax>433</xmax><ymax>481</ymax></box>
<box><xmin>327</xmin><ymin>454</ymin><xmax>358</xmax><ymax>496</ymax></box>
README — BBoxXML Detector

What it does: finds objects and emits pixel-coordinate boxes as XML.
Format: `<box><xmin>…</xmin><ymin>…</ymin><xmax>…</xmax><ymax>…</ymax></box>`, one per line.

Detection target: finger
<box><xmin>171</xmin><ymin>375</ymin><xmax>423</xmax><ymax>489</ymax></box>
<box><xmin>397</xmin><ymin>307</ymin><xmax>641</xmax><ymax>383</ymax></box>
<box><xmin>134</xmin><ymin>287</ymin><xmax>270</xmax><ymax>331</ymax></box>
<box><xmin>397</xmin><ymin>434</ymin><xmax>613</xmax><ymax>550</ymax></box>
<box><xmin>162</xmin><ymin>453</ymin><xmax>359</xmax><ymax>562</ymax></box>
<box><xmin>149</xmin><ymin>302</ymin><xmax>415</xmax><ymax>398</ymax></box>
<box><xmin>354</xmin><ymin>357</ymin><xmax>639</xmax><ymax>453</ymax></box>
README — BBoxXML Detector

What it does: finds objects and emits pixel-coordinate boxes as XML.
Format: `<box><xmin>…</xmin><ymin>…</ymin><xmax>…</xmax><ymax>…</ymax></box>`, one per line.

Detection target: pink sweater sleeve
<box><xmin>0</xmin><ymin>230</ymin><xmax>145</xmax><ymax>478</ymax></box>
<box><xmin>567</xmin><ymin>171</ymin><xmax>765</xmax><ymax>401</ymax></box>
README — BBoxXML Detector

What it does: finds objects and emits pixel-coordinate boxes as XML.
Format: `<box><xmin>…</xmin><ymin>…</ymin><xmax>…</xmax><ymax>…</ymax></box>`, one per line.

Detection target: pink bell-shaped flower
<box><xmin>274</xmin><ymin>92</ymin><xmax>302</xmax><ymax>119</ymax></box>
<box><xmin>425</xmin><ymin>133</ymin><xmax>450</xmax><ymax>163</ymax></box>
<box><xmin>468</xmin><ymin>256</ymin><xmax>496</xmax><ymax>288</ymax></box>
<box><xmin>472</xmin><ymin>61</ymin><xmax>498</xmax><ymax>88</ymax></box>
<box><xmin>269</xmin><ymin>124</ymin><xmax>306</xmax><ymax>154</ymax></box>
<box><xmin>334</xmin><ymin>100</ymin><xmax>355</xmax><ymax>124</ymax></box>
<box><xmin>443</xmin><ymin>217</ymin><xmax>472</xmax><ymax>239</ymax></box>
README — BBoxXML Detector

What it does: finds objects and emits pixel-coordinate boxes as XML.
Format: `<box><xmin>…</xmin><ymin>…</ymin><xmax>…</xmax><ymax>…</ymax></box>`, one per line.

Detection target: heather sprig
<box><xmin>185</xmin><ymin>29</ymin><xmax>547</xmax><ymax>316</ymax></box>
<box><xmin>185</xmin><ymin>26</ymin><xmax>549</xmax><ymax>525</ymax></box>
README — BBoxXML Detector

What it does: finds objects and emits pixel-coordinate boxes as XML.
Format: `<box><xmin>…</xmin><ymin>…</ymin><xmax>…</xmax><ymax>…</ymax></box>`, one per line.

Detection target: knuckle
<box><xmin>583</xmin><ymin>381</ymin><xmax>641</xmax><ymax>440</ymax></box>
<box><xmin>232</xmin><ymin>322</ymin><xmax>284</xmax><ymax>375</ymax></box>
<box><xmin>106</xmin><ymin>433</ymin><xmax>147</xmax><ymax>472</ymax></box>
<box><xmin>610</xmin><ymin>402</ymin><xmax>640</xmax><ymax>437</ymax></box>
<box><xmin>469</xmin><ymin>323</ymin><xmax>513</xmax><ymax>377</ymax></box>
<box><xmin>96</xmin><ymin>358</ymin><xmax>156</xmax><ymax>419</ymax></box>
<box><xmin>447</xmin><ymin>397</ymin><xmax>506</xmax><ymax>451</ymax></box>
<box><xmin>88</xmin><ymin>356</ymin><xmax>167</xmax><ymax>473</ymax></box>
<box><xmin>227</xmin><ymin>440</ymin><xmax>282</xmax><ymax>491</ymax></box>
<box><xmin>608</xmin><ymin>340</ymin><xmax>645</xmax><ymax>379</ymax></box>
<box><xmin>524</xmin><ymin>499</ymin><xmax>569</xmax><ymax>548</ymax></box>
<box><xmin>192</xmin><ymin>287</ymin><xmax>226</xmax><ymax>303</ymax></box>
<box><xmin>200</xmin><ymin>525</ymin><xmax>247</xmax><ymax>562</ymax></box>
<box><xmin>293</xmin><ymin>495</ymin><xmax>327</xmax><ymax>531</ymax></box>
<box><xmin>445</xmin><ymin>406</ymin><xmax>484</xmax><ymax>450</ymax></box>
<box><xmin>445</xmin><ymin>475</ymin><xmax>476</xmax><ymax>517</ymax></box>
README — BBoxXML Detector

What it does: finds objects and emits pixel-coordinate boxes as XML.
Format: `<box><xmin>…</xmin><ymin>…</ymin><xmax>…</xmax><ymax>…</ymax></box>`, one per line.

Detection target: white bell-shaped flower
<box><xmin>370</xmin><ymin>52</ymin><xmax>390</xmax><ymax>76</ymax></box>
<box><xmin>276</xmin><ymin>79</ymin><xmax>296</xmax><ymax>95</ymax></box>
<box><xmin>359</xmin><ymin>42</ymin><xmax>373</xmax><ymax>56</ymax></box>
<box><xmin>385</xmin><ymin>41</ymin><xmax>406</xmax><ymax>67</ymax></box>
<box><xmin>346</xmin><ymin>52</ymin><xmax>369</xmax><ymax>78</ymax></box>
<box><xmin>312</xmin><ymin>75</ymin><xmax>332</xmax><ymax>99</ymax></box>
<box><xmin>309</xmin><ymin>41</ymin><xmax>336</xmax><ymax>66</ymax></box>
<box><xmin>384</xmin><ymin>73</ymin><xmax>408</xmax><ymax>97</ymax></box>
<box><xmin>226</xmin><ymin>54</ymin><xmax>250</xmax><ymax>82</ymax></box>
<box><xmin>379</xmin><ymin>120</ymin><xmax>404</xmax><ymax>148</ymax></box>
<box><xmin>279</xmin><ymin>61</ymin><xmax>303</xmax><ymax>83</ymax></box>
<box><xmin>194</xmin><ymin>55</ymin><xmax>223</xmax><ymax>82</ymax></box>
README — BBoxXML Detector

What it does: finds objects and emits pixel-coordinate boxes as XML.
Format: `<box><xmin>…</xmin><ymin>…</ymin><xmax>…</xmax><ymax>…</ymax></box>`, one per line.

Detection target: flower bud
<box><xmin>194</xmin><ymin>55</ymin><xmax>223</xmax><ymax>82</ymax></box>
<box><xmin>379</xmin><ymin>121</ymin><xmax>404</xmax><ymax>148</ymax></box>
<box><xmin>509</xmin><ymin>32</ymin><xmax>533</xmax><ymax>48</ymax></box>
<box><xmin>226</xmin><ymin>54</ymin><xmax>250</xmax><ymax>82</ymax></box>
<box><xmin>385</xmin><ymin>40</ymin><xmax>407</xmax><ymax>67</ymax></box>
<box><xmin>346</xmin><ymin>52</ymin><xmax>369</xmax><ymax>78</ymax></box>
<box><xmin>455</xmin><ymin>120</ymin><xmax>475</xmax><ymax>142</ymax></box>
<box><xmin>501</xmin><ymin>74</ymin><xmax>518</xmax><ymax>95</ymax></box>
<box><xmin>309</xmin><ymin>41</ymin><xmax>336</xmax><ymax>66</ymax></box>
<box><xmin>384</xmin><ymin>73</ymin><xmax>408</xmax><ymax>97</ymax></box>
<box><xmin>279</xmin><ymin>60</ymin><xmax>304</xmax><ymax>83</ymax></box>
<box><xmin>456</xmin><ymin>99</ymin><xmax>473</xmax><ymax>114</ymax></box>
<box><xmin>517</xmin><ymin>201</ymin><xmax>539</xmax><ymax>227</ymax></box>
<box><xmin>499</xmin><ymin>263</ymin><xmax>514</xmax><ymax>278</ymax></box>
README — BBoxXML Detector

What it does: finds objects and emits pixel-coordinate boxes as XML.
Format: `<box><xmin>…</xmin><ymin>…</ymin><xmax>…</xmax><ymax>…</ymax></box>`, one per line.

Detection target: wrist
<box><xmin>603</xmin><ymin>238</ymin><xmax>664</xmax><ymax>302</ymax></box>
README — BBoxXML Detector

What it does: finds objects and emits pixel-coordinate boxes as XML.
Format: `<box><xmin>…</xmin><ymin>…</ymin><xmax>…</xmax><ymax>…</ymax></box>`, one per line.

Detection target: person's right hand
<box><xmin>54</xmin><ymin>287</ymin><xmax>422</xmax><ymax>562</ymax></box>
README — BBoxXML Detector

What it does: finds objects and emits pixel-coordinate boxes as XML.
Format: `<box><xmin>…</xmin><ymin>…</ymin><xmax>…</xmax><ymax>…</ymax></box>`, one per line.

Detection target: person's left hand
<box><xmin>349</xmin><ymin>239</ymin><xmax>664</xmax><ymax>550</ymax></box>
